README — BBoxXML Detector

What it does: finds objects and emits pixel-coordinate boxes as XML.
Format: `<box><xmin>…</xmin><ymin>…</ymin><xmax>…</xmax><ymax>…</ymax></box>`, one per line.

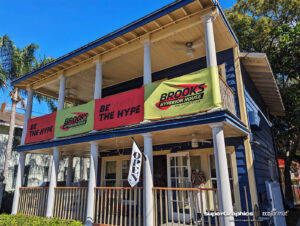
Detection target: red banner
<box><xmin>94</xmin><ymin>87</ymin><xmax>144</xmax><ymax>130</ymax></box>
<box><xmin>25</xmin><ymin>112</ymin><xmax>56</xmax><ymax>144</ymax></box>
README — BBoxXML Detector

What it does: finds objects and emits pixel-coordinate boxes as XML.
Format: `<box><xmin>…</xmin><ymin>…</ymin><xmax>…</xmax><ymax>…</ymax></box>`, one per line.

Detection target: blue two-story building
<box><xmin>10</xmin><ymin>0</ymin><xmax>285</xmax><ymax>225</ymax></box>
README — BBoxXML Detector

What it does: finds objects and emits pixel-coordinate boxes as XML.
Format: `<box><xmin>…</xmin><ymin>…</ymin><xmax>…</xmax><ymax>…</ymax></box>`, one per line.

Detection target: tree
<box><xmin>225</xmin><ymin>0</ymin><xmax>300</xmax><ymax>208</ymax></box>
<box><xmin>0</xmin><ymin>35</ymin><xmax>54</xmax><ymax>208</ymax></box>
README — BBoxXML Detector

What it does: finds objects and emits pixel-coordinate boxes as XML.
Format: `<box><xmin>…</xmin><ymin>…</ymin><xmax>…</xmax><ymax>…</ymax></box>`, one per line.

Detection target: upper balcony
<box><xmin>11</xmin><ymin>0</ymin><xmax>237</xmax><ymax>105</ymax></box>
<box><xmin>11</xmin><ymin>0</ymin><xmax>247</xmax><ymax>151</ymax></box>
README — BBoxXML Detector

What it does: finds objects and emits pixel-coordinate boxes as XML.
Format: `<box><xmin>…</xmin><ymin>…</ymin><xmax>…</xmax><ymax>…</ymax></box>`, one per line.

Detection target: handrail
<box><xmin>95</xmin><ymin>186</ymin><xmax>143</xmax><ymax>190</ymax></box>
<box><xmin>219</xmin><ymin>75</ymin><xmax>235</xmax><ymax>94</ymax></box>
<box><xmin>152</xmin><ymin>187</ymin><xmax>217</xmax><ymax>191</ymax></box>
<box><xmin>20</xmin><ymin>187</ymin><xmax>48</xmax><ymax>189</ymax></box>
<box><xmin>54</xmin><ymin>187</ymin><xmax>88</xmax><ymax>189</ymax></box>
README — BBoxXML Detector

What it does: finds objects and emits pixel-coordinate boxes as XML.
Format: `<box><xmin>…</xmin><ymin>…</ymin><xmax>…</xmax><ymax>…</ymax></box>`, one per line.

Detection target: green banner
<box><xmin>54</xmin><ymin>101</ymin><xmax>95</xmax><ymax>137</ymax></box>
<box><xmin>144</xmin><ymin>67</ymin><xmax>222</xmax><ymax>120</ymax></box>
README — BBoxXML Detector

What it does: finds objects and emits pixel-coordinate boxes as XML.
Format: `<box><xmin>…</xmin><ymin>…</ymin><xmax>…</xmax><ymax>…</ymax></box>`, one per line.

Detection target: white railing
<box><xmin>94</xmin><ymin>187</ymin><xmax>143</xmax><ymax>226</ymax></box>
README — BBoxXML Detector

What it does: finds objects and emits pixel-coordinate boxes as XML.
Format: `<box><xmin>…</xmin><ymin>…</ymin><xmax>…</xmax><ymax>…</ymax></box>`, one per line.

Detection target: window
<box><xmin>209</xmin><ymin>154</ymin><xmax>235</xmax><ymax>204</ymax></box>
<box><xmin>190</xmin><ymin>155</ymin><xmax>201</xmax><ymax>172</ymax></box>
<box><xmin>43</xmin><ymin>166</ymin><xmax>49</xmax><ymax>182</ymax></box>
<box><xmin>23</xmin><ymin>165</ymin><xmax>30</xmax><ymax>186</ymax></box>
<box><xmin>104</xmin><ymin>161</ymin><xmax>117</xmax><ymax>187</ymax></box>
<box><xmin>121</xmin><ymin>160</ymin><xmax>131</xmax><ymax>187</ymax></box>
<box><xmin>12</xmin><ymin>165</ymin><xmax>18</xmax><ymax>188</ymax></box>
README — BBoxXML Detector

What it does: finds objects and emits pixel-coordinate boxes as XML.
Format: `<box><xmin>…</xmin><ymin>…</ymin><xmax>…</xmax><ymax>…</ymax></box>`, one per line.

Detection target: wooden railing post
<box><xmin>152</xmin><ymin>187</ymin><xmax>219</xmax><ymax>226</ymax></box>
<box><xmin>16</xmin><ymin>187</ymin><xmax>48</xmax><ymax>217</ymax></box>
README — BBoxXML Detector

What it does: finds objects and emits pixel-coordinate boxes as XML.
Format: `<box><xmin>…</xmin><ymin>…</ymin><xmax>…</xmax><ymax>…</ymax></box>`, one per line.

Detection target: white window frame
<box><xmin>104</xmin><ymin>160</ymin><xmax>117</xmax><ymax>187</ymax></box>
<box><xmin>121</xmin><ymin>159</ymin><xmax>131</xmax><ymax>187</ymax></box>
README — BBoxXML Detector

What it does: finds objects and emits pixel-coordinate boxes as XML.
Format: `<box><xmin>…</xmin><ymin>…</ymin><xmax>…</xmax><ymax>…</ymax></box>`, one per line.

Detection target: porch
<box><xmin>17</xmin><ymin>186</ymin><xmax>219</xmax><ymax>226</ymax></box>
<box><xmin>14</xmin><ymin>109</ymin><xmax>248</xmax><ymax>225</ymax></box>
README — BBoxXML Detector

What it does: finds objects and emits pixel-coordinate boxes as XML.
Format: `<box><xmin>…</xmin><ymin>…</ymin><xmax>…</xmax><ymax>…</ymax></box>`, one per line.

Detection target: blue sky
<box><xmin>0</xmin><ymin>0</ymin><xmax>235</xmax><ymax>116</ymax></box>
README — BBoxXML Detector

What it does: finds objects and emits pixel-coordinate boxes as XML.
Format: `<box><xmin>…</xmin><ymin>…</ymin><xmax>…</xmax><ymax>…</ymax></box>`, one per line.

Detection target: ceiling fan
<box><xmin>173</xmin><ymin>40</ymin><xmax>203</xmax><ymax>58</ymax></box>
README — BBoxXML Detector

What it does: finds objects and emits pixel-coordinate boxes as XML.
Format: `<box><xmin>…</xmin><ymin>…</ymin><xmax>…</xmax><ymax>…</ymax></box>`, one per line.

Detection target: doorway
<box><xmin>153</xmin><ymin>155</ymin><xmax>167</xmax><ymax>187</ymax></box>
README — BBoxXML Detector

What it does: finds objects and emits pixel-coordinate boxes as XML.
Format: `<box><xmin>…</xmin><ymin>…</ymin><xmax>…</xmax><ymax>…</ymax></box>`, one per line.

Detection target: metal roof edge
<box><xmin>240</xmin><ymin>52</ymin><xmax>285</xmax><ymax>114</ymax></box>
<box><xmin>11</xmin><ymin>0</ymin><xmax>195</xmax><ymax>86</ymax></box>
<box><xmin>214</xmin><ymin>0</ymin><xmax>239</xmax><ymax>45</ymax></box>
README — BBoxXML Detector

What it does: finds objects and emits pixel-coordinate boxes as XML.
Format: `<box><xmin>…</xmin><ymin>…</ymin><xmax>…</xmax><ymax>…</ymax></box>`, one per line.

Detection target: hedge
<box><xmin>0</xmin><ymin>214</ymin><xmax>82</xmax><ymax>225</ymax></box>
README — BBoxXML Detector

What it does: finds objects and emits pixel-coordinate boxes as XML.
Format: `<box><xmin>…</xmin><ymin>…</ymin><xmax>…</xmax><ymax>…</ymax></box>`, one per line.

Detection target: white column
<box><xmin>57</xmin><ymin>74</ymin><xmax>66</xmax><ymax>110</ymax></box>
<box><xmin>20</xmin><ymin>89</ymin><xmax>34</xmax><ymax>145</ymax></box>
<box><xmin>210</xmin><ymin>123</ymin><xmax>234</xmax><ymax>226</ymax></box>
<box><xmin>66</xmin><ymin>156</ymin><xmax>73</xmax><ymax>187</ymax></box>
<box><xmin>86</xmin><ymin>141</ymin><xmax>98</xmax><ymax>225</ymax></box>
<box><xmin>143</xmin><ymin>133</ymin><xmax>153</xmax><ymax>171</ymax></box>
<box><xmin>11</xmin><ymin>152</ymin><xmax>26</xmax><ymax>214</ymax></box>
<box><xmin>46</xmin><ymin>148</ymin><xmax>60</xmax><ymax>217</ymax></box>
<box><xmin>94</xmin><ymin>60</ymin><xmax>103</xmax><ymax>99</ymax></box>
<box><xmin>203</xmin><ymin>14</ymin><xmax>217</xmax><ymax>67</ymax></box>
<box><xmin>143</xmin><ymin>41</ymin><xmax>152</xmax><ymax>85</ymax></box>
<box><xmin>143</xmin><ymin>133</ymin><xmax>153</xmax><ymax>226</ymax></box>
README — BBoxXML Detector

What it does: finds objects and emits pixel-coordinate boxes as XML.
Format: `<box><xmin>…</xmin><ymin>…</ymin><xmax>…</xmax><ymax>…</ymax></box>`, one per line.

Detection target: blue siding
<box><xmin>242</xmin><ymin>66</ymin><xmax>277</xmax><ymax>212</ymax></box>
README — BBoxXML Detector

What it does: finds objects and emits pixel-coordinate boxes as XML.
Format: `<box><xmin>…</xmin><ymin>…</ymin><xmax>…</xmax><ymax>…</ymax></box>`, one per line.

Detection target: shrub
<box><xmin>0</xmin><ymin>214</ymin><xmax>82</xmax><ymax>225</ymax></box>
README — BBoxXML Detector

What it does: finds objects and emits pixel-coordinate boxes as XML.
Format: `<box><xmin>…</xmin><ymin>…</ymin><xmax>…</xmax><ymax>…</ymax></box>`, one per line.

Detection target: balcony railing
<box><xmin>52</xmin><ymin>187</ymin><xmax>88</xmax><ymax>222</ymax></box>
<box><xmin>219</xmin><ymin>76</ymin><xmax>236</xmax><ymax>116</ymax></box>
<box><xmin>94</xmin><ymin>187</ymin><xmax>143</xmax><ymax>226</ymax></box>
<box><xmin>17</xmin><ymin>187</ymin><xmax>48</xmax><ymax>216</ymax></box>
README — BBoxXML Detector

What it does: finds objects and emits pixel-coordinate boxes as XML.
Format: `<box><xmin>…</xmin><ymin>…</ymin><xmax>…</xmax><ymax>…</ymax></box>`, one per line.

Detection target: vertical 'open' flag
<box><xmin>128</xmin><ymin>141</ymin><xmax>143</xmax><ymax>187</ymax></box>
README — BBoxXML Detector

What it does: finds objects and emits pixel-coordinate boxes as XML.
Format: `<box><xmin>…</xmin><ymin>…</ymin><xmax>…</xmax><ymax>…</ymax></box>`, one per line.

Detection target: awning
<box><xmin>240</xmin><ymin>52</ymin><xmax>285</xmax><ymax>116</ymax></box>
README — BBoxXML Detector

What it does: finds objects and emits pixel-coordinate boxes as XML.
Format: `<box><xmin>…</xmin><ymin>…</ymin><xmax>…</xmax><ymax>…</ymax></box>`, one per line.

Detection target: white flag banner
<box><xmin>128</xmin><ymin>141</ymin><xmax>143</xmax><ymax>187</ymax></box>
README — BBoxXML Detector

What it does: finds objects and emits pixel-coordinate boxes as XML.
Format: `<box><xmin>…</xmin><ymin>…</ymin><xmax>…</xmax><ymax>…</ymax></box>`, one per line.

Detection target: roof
<box><xmin>0</xmin><ymin>111</ymin><xmax>25</xmax><ymax>128</ymax></box>
<box><xmin>11</xmin><ymin>0</ymin><xmax>238</xmax><ymax>88</ymax></box>
<box><xmin>240</xmin><ymin>52</ymin><xmax>285</xmax><ymax>116</ymax></box>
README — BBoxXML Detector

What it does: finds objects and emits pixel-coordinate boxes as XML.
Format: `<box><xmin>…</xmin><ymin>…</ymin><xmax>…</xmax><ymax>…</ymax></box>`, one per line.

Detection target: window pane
<box><xmin>122</xmin><ymin>180</ymin><xmax>130</xmax><ymax>187</ymax></box>
<box><xmin>170</xmin><ymin>157</ymin><xmax>176</xmax><ymax>166</ymax></box>
<box><xmin>210</xmin><ymin>154</ymin><xmax>232</xmax><ymax>179</ymax></box>
<box><xmin>177</xmin><ymin>167</ymin><xmax>182</xmax><ymax>177</ymax></box>
<box><xmin>171</xmin><ymin>167</ymin><xmax>176</xmax><ymax>177</ymax></box>
<box><xmin>171</xmin><ymin>179</ymin><xmax>177</xmax><ymax>187</ymax></box>
<box><xmin>183</xmin><ymin>167</ymin><xmax>189</xmax><ymax>177</ymax></box>
<box><xmin>106</xmin><ymin>181</ymin><xmax>116</xmax><ymax>187</ymax></box>
<box><xmin>209</xmin><ymin>155</ymin><xmax>216</xmax><ymax>178</ymax></box>
<box><xmin>190</xmin><ymin>156</ymin><xmax>201</xmax><ymax>172</ymax></box>
<box><xmin>212</xmin><ymin>180</ymin><xmax>217</xmax><ymax>189</ymax></box>
<box><xmin>105</xmin><ymin>161</ymin><xmax>116</xmax><ymax>179</ymax></box>
<box><xmin>122</xmin><ymin>160</ymin><xmax>130</xmax><ymax>180</ymax></box>
<box><xmin>182</xmin><ymin>156</ymin><xmax>188</xmax><ymax>166</ymax></box>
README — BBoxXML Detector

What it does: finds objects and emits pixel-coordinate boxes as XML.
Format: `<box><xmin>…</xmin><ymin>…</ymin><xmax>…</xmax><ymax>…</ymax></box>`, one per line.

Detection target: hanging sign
<box><xmin>128</xmin><ymin>141</ymin><xmax>143</xmax><ymax>187</ymax></box>
<box><xmin>54</xmin><ymin>101</ymin><xmax>95</xmax><ymax>138</ymax></box>
<box><xmin>94</xmin><ymin>87</ymin><xmax>144</xmax><ymax>131</ymax></box>
<box><xmin>144</xmin><ymin>67</ymin><xmax>222</xmax><ymax>120</ymax></box>
<box><xmin>25</xmin><ymin>112</ymin><xmax>56</xmax><ymax>144</ymax></box>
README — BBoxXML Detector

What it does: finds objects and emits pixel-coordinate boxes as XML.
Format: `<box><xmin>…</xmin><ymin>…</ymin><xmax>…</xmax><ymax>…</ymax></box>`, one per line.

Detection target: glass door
<box><xmin>167</xmin><ymin>152</ymin><xmax>191</xmax><ymax>223</ymax></box>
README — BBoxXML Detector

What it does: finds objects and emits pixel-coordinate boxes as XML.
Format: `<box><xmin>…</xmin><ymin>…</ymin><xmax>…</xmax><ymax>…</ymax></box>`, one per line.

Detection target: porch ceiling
<box><xmin>11</xmin><ymin>0</ymin><xmax>237</xmax><ymax>104</ymax></box>
<box><xmin>24</xmin><ymin>111</ymin><xmax>247</xmax><ymax>157</ymax></box>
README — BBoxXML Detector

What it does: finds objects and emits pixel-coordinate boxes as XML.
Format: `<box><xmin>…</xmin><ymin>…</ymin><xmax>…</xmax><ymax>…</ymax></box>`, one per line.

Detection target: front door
<box><xmin>167</xmin><ymin>152</ymin><xmax>191</xmax><ymax>222</ymax></box>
